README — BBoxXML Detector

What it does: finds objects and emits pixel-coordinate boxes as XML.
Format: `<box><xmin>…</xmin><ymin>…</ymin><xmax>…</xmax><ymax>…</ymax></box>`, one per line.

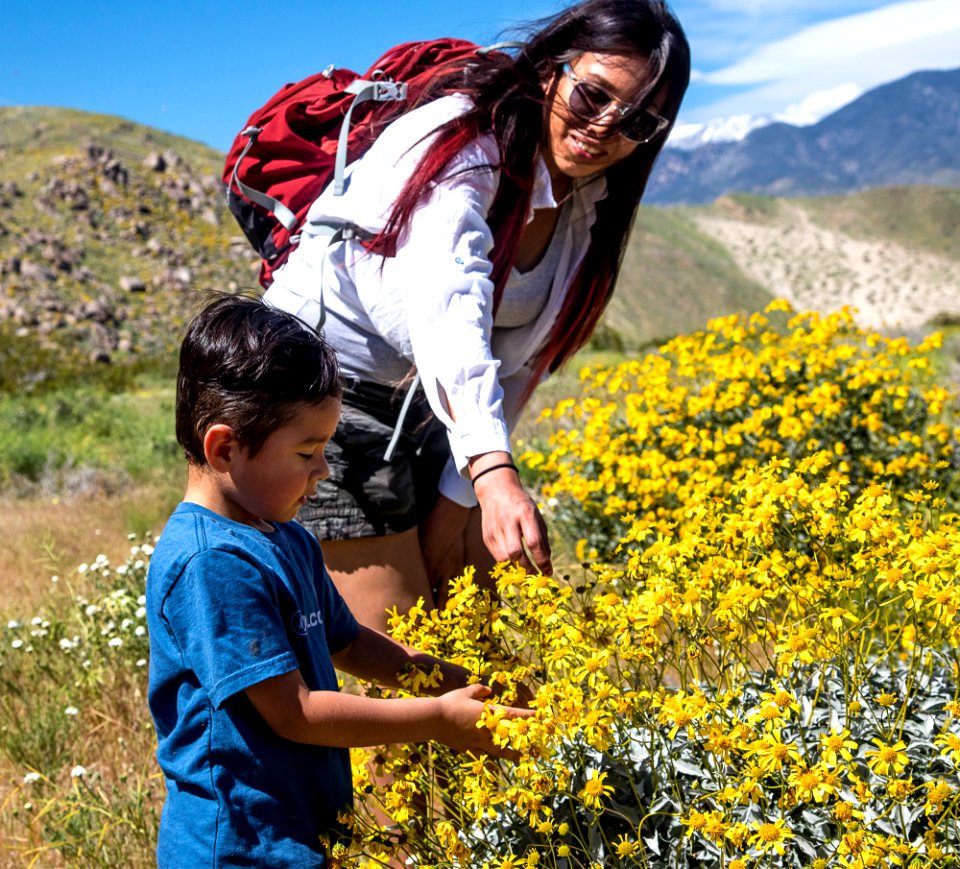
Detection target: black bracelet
<box><xmin>470</xmin><ymin>461</ymin><xmax>519</xmax><ymax>487</ymax></box>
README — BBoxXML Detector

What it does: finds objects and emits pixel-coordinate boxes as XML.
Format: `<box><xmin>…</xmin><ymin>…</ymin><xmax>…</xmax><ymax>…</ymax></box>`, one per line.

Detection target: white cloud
<box><xmin>776</xmin><ymin>83</ymin><xmax>863</xmax><ymax>126</ymax></box>
<box><xmin>684</xmin><ymin>0</ymin><xmax>960</xmax><ymax>122</ymax></box>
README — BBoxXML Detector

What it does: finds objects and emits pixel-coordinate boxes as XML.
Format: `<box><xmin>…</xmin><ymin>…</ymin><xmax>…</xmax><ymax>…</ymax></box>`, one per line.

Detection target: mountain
<box><xmin>647</xmin><ymin>68</ymin><xmax>960</xmax><ymax>206</ymax></box>
<box><xmin>667</xmin><ymin>83</ymin><xmax>865</xmax><ymax>151</ymax></box>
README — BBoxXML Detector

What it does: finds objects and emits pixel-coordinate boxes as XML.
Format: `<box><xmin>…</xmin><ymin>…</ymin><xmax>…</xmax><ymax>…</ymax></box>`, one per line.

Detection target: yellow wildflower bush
<box><xmin>335</xmin><ymin>303</ymin><xmax>960</xmax><ymax>868</ymax></box>
<box><xmin>522</xmin><ymin>302</ymin><xmax>958</xmax><ymax>560</ymax></box>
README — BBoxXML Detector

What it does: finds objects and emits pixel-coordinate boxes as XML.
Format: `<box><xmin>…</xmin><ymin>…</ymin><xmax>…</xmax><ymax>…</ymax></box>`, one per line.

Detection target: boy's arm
<box><xmin>245</xmin><ymin>668</ymin><xmax>529</xmax><ymax>759</ymax></box>
<box><xmin>331</xmin><ymin>624</ymin><xmax>472</xmax><ymax>694</ymax></box>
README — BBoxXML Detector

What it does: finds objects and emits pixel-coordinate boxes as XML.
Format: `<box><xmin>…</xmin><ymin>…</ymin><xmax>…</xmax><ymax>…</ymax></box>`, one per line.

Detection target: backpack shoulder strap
<box><xmin>334</xmin><ymin>77</ymin><xmax>408</xmax><ymax>195</ymax></box>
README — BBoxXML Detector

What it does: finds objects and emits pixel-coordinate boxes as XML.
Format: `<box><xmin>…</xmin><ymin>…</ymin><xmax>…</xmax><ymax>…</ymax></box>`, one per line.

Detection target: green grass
<box><xmin>0</xmin><ymin>371</ymin><xmax>179</xmax><ymax>493</ymax></box>
<box><xmin>602</xmin><ymin>205</ymin><xmax>773</xmax><ymax>349</ymax></box>
<box><xmin>797</xmin><ymin>185</ymin><xmax>960</xmax><ymax>261</ymax></box>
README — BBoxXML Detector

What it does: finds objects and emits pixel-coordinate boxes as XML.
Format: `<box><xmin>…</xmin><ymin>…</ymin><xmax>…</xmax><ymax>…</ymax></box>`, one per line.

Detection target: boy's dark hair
<box><xmin>176</xmin><ymin>293</ymin><xmax>342</xmax><ymax>465</ymax></box>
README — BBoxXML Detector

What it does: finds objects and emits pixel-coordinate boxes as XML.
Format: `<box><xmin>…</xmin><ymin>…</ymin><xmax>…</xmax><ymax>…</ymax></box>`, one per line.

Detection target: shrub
<box><xmin>340</xmin><ymin>461</ymin><xmax>960</xmax><ymax>867</ymax></box>
<box><xmin>520</xmin><ymin>302</ymin><xmax>959</xmax><ymax>562</ymax></box>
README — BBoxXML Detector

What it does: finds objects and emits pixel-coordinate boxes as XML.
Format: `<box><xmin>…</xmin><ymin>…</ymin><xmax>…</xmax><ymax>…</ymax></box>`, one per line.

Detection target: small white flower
<box><xmin>108</xmin><ymin>637</ymin><xmax>123</xmax><ymax>648</ymax></box>
<box><xmin>137</xmin><ymin>595</ymin><xmax>146</xmax><ymax>606</ymax></box>
<box><xmin>121</xmin><ymin>618</ymin><xmax>132</xmax><ymax>630</ymax></box>
<box><xmin>95</xmin><ymin>554</ymin><xmax>108</xmax><ymax>565</ymax></box>
<box><xmin>23</xmin><ymin>772</ymin><xmax>41</xmax><ymax>784</ymax></box>
<box><xmin>136</xmin><ymin>658</ymin><xmax>147</xmax><ymax>668</ymax></box>
<box><xmin>77</xmin><ymin>564</ymin><xmax>88</xmax><ymax>574</ymax></box>
<box><xmin>135</xmin><ymin>625</ymin><xmax>146</xmax><ymax>637</ymax></box>
<box><xmin>84</xmin><ymin>604</ymin><xmax>99</xmax><ymax>617</ymax></box>
<box><xmin>51</xmin><ymin>575</ymin><xmax>59</xmax><ymax>584</ymax></box>
<box><xmin>116</xmin><ymin>564</ymin><xmax>128</xmax><ymax>575</ymax></box>
<box><xmin>11</xmin><ymin>639</ymin><xmax>23</xmax><ymax>649</ymax></box>
<box><xmin>134</xmin><ymin>559</ymin><xmax>145</xmax><ymax>570</ymax></box>
<box><xmin>60</xmin><ymin>638</ymin><xmax>75</xmax><ymax>650</ymax></box>
<box><xmin>7</xmin><ymin>619</ymin><xmax>21</xmax><ymax>630</ymax></box>
<box><xmin>136</xmin><ymin>606</ymin><xmax>146</xmax><ymax>619</ymax></box>
<box><xmin>70</xmin><ymin>765</ymin><xmax>87</xmax><ymax>778</ymax></box>
<box><xmin>141</xmin><ymin>544</ymin><xmax>154</xmax><ymax>556</ymax></box>
<box><xmin>65</xmin><ymin>706</ymin><xmax>79</xmax><ymax>716</ymax></box>
<box><xmin>31</xmin><ymin>617</ymin><xmax>43</xmax><ymax>626</ymax></box>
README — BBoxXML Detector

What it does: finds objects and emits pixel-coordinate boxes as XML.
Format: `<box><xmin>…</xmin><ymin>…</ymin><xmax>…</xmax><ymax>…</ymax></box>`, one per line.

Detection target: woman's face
<box><xmin>543</xmin><ymin>51</ymin><xmax>665</xmax><ymax>183</ymax></box>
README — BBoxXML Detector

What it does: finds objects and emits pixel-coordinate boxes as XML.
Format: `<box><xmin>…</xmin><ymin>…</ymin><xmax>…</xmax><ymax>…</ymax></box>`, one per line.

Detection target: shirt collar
<box><xmin>532</xmin><ymin>152</ymin><xmax>608</xmax><ymax>210</ymax></box>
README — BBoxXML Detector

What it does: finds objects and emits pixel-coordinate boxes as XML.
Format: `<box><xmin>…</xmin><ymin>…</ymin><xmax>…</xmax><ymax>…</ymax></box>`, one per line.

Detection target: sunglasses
<box><xmin>561</xmin><ymin>63</ymin><xmax>670</xmax><ymax>144</ymax></box>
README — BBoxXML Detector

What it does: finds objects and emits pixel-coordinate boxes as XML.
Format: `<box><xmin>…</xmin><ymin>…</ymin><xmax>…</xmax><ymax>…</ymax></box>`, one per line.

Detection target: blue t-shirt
<box><xmin>146</xmin><ymin>502</ymin><xmax>360</xmax><ymax>868</ymax></box>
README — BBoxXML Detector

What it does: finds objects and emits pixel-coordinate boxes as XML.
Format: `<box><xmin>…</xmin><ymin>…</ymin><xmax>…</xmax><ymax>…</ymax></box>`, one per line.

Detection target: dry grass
<box><xmin>0</xmin><ymin>481</ymin><xmax>182</xmax><ymax>616</ymax></box>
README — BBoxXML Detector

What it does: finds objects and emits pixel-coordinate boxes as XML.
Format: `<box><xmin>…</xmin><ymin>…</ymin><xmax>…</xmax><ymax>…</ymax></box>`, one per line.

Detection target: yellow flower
<box><xmin>820</xmin><ymin>728</ymin><xmax>858</xmax><ymax>766</ymax></box>
<box><xmin>749</xmin><ymin>817</ymin><xmax>794</xmax><ymax>856</ymax></box>
<box><xmin>613</xmin><ymin>835</ymin><xmax>640</xmax><ymax>858</ymax></box>
<box><xmin>578</xmin><ymin>771</ymin><xmax>613</xmax><ymax>809</ymax></box>
<box><xmin>864</xmin><ymin>738</ymin><xmax>909</xmax><ymax>777</ymax></box>
<box><xmin>925</xmin><ymin>780</ymin><xmax>953</xmax><ymax>814</ymax></box>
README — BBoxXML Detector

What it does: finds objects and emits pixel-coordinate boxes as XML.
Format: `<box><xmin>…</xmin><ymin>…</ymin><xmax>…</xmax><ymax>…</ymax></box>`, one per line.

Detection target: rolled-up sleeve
<box><xmin>380</xmin><ymin>147</ymin><xmax>514</xmax><ymax>474</ymax></box>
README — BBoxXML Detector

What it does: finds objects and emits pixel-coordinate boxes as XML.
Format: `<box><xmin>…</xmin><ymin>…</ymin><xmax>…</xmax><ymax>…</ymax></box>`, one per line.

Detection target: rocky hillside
<box><xmin>1</xmin><ymin>107</ymin><xmax>958</xmax><ymax>383</ymax></box>
<box><xmin>0</xmin><ymin>106</ymin><xmax>258</xmax><ymax>376</ymax></box>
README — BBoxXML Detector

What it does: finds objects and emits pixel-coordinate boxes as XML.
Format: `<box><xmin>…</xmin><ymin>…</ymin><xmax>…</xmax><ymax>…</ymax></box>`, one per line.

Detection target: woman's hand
<box><xmin>470</xmin><ymin>453</ymin><xmax>553</xmax><ymax>576</ymax></box>
<box><xmin>419</xmin><ymin>494</ymin><xmax>471</xmax><ymax>605</ymax></box>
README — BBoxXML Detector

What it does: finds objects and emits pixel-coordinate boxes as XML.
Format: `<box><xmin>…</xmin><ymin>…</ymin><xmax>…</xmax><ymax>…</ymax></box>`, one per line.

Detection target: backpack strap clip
<box><xmin>333</xmin><ymin>77</ymin><xmax>409</xmax><ymax>195</ymax></box>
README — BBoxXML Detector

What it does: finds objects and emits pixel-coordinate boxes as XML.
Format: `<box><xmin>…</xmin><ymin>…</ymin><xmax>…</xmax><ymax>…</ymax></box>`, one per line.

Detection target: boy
<box><xmin>146</xmin><ymin>294</ymin><xmax>532</xmax><ymax>867</ymax></box>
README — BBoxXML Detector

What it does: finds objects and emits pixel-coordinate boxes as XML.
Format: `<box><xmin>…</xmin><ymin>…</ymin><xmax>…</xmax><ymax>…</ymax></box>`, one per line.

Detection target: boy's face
<box><xmin>228</xmin><ymin>396</ymin><xmax>341</xmax><ymax>527</ymax></box>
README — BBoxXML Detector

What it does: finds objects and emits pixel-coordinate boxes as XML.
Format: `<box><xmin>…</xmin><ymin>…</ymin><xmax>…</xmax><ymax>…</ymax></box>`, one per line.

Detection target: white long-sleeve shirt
<box><xmin>264</xmin><ymin>94</ymin><xmax>607</xmax><ymax>507</ymax></box>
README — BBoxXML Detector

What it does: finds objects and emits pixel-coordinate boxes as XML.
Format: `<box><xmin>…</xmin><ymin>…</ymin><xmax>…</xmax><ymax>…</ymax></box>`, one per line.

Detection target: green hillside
<box><xmin>608</xmin><ymin>205</ymin><xmax>772</xmax><ymax>349</ymax></box>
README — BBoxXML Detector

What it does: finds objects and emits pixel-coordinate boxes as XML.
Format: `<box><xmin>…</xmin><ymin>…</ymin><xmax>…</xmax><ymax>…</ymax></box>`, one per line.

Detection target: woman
<box><xmin>264</xmin><ymin>0</ymin><xmax>690</xmax><ymax>631</ymax></box>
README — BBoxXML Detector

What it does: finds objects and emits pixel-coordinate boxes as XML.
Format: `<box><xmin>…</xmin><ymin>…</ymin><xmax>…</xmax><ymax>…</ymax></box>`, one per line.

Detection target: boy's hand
<box><xmin>436</xmin><ymin>683</ymin><xmax>534</xmax><ymax>761</ymax></box>
<box><xmin>484</xmin><ymin>675</ymin><xmax>535</xmax><ymax>710</ymax></box>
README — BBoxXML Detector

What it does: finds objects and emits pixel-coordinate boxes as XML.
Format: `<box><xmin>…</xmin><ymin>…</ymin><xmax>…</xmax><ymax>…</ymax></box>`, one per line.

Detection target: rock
<box><xmin>144</xmin><ymin>151</ymin><xmax>167</xmax><ymax>172</ymax></box>
<box><xmin>119</xmin><ymin>275</ymin><xmax>147</xmax><ymax>293</ymax></box>
<box><xmin>77</xmin><ymin>299</ymin><xmax>115</xmax><ymax>324</ymax></box>
<box><xmin>19</xmin><ymin>261</ymin><xmax>56</xmax><ymax>282</ymax></box>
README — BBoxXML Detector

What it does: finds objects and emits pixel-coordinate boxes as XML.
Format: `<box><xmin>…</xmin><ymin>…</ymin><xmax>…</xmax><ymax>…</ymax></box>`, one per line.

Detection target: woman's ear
<box><xmin>203</xmin><ymin>424</ymin><xmax>239</xmax><ymax>472</ymax></box>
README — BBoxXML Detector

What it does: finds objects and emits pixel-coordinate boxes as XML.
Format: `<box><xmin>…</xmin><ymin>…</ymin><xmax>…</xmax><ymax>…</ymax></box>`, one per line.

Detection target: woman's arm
<box><xmin>468</xmin><ymin>450</ymin><xmax>552</xmax><ymax>576</ymax></box>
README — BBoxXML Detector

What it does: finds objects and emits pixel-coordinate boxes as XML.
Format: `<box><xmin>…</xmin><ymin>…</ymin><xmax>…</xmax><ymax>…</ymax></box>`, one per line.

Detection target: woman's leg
<box><xmin>321</xmin><ymin>527</ymin><xmax>433</xmax><ymax>634</ymax></box>
<box><xmin>463</xmin><ymin>506</ymin><xmax>497</xmax><ymax>591</ymax></box>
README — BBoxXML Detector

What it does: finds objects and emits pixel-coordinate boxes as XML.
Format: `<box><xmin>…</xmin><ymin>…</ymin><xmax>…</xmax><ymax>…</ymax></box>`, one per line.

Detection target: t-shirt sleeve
<box><xmin>161</xmin><ymin>548</ymin><xmax>299</xmax><ymax>708</ymax></box>
<box><xmin>318</xmin><ymin>565</ymin><xmax>360</xmax><ymax>656</ymax></box>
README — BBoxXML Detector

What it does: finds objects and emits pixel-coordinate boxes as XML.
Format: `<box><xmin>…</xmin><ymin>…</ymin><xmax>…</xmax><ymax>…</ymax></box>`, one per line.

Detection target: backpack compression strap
<box><xmin>226</xmin><ymin>74</ymin><xmax>409</xmax><ymax>234</ymax></box>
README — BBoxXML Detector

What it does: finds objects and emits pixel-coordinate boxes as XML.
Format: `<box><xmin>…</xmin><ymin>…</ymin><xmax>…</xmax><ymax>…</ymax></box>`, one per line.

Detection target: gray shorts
<box><xmin>297</xmin><ymin>378</ymin><xmax>450</xmax><ymax>540</ymax></box>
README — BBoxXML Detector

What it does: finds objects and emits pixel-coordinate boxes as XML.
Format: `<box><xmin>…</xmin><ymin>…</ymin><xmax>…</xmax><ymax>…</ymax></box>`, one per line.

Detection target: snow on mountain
<box><xmin>666</xmin><ymin>82</ymin><xmax>864</xmax><ymax>151</ymax></box>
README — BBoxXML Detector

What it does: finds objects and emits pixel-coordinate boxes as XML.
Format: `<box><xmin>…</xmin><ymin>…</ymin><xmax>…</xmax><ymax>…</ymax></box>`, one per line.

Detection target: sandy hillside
<box><xmin>691</xmin><ymin>201</ymin><xmax>960</xmax><ymax>334</ymax></box>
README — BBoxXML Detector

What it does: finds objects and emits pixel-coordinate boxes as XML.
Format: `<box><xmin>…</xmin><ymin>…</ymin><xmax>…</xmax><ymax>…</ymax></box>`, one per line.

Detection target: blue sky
<box><xmin>2</xmin><ymin>0</ymin><xmax>958</xmax><ymax>150</ymax></box>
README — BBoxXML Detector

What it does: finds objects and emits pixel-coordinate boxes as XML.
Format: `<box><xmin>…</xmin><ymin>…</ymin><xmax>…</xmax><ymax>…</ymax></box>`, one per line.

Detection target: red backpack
<box><xmin>223</xmin><ymin>38</ymin><xmax>493</xmax><ymax>288</ymax></box>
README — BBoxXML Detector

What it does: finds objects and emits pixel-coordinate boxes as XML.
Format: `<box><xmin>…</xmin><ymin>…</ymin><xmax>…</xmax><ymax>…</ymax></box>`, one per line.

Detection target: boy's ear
<box><xmin>203</xmin><ymin>424</ymin><xmax>240</xmax><ymax>471</ymax></box>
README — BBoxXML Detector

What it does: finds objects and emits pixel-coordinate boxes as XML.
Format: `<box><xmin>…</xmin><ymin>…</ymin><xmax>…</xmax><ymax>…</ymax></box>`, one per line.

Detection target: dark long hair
<box><xmin>370</xmin><ymin>0</ymin><xmax>690</xmax><ymax>387</ymax></box>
